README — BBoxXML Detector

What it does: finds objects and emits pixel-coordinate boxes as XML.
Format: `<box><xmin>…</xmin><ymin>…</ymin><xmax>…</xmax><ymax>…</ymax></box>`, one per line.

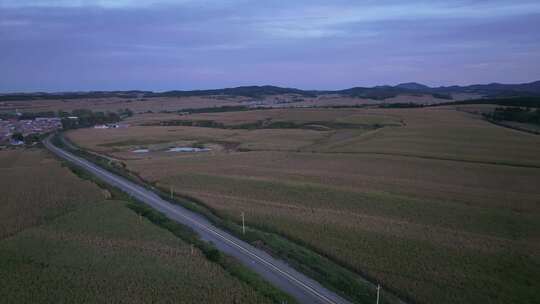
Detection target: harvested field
<box><xmin>0</xmin><ymin>96</ymin><xmax>246</xmax><ymax>114</ymax></box>
<box><xmin>0</xmin><ymin>92</ymin><xmax>471</xmax><ymax>115</ymax></box>
<box><xmin>68</xmin><ymin>124</ymin><xmax>332</xmax><ymax>156</ymax></box>
<box><xmin>67</xmin><ymin>108</ymin><xmax>402</xmax><ymax>156</ymax></box>
<box><xmin>312</xmin><ymin>107</ymin><xmax>540</xmax><ymax>167</ymax></box>
<box><xmin>260</xmin><ymin>93</ymin><xmax>473</xmax><ymax>108</ymax></box>
<box><xmin>68</xmin><ymin>106</ymin><xmax>540</xmax><ymax>304</ymax></box>
<box><xmin>164</xmin><ymin>108</ymin><xmax>403</xmax><ymax>127</ymax></box>
<box><xmin>0</xmin><ymin>149</ymin><xmax>277</xmax><ymax>304</ymax></box>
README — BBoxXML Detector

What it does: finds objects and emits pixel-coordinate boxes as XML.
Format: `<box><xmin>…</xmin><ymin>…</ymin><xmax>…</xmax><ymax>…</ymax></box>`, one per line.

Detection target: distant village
<box><xmin>0</xmin><ymin>116</ymin><xmax>64</xmax><ymax>146</ymax></box>
<box><xmin>93</xmin><ymin>123</ymin><xmax>125</xmax><ymax>129</ymax></box>
<box><xmin>0</xmin><ymin>108</ymin><xmax>132</xmax><ymax>146</ymax></box>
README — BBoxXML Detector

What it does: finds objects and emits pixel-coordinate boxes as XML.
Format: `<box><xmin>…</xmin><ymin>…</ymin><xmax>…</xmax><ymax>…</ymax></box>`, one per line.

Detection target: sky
<box><xmin>1</xmin><ymin>0</ymin><xmax>540</xmax><ymax>92</ymax></box>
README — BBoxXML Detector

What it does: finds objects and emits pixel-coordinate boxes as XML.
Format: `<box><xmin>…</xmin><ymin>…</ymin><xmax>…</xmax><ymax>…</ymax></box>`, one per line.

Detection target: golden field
<box><xmin>0</xmin><ymin>92</ymin><xmax>478</xmax><ymax>115</ymax></box>
<box><xmin>0</xmin><ymin>96</ymin><xmax>245</xmax><ymax>113</ymax></box>
<box><xmin>0</xmin><ymin>149</ymin><xmax>276</xmax><ymax>304</ymax></box>
<box><xmin>0</xmin><ymin>149</ymin><xmax>105</xmax><ymax>238</ymax></box>
<box><xmin>67</xmin><ymin>106</ymin><xmax>540</xmax><ymax>304</ymax></box>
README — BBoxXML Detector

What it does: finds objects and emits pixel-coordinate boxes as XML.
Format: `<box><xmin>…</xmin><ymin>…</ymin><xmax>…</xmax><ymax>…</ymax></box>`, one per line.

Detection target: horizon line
<box><xmin>1</xmin><ymin>79</ymin><xmax>539</xmax><ymax>95</ymax></box>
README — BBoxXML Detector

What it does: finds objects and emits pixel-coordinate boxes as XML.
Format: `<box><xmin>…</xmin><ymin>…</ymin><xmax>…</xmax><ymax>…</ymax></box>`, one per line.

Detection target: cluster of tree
<box><xmin>322</xmin><ymin>87</ymin><xmax>451</xmax><ymax>100</ymax></box>
<box><xmin>178</xmin><ymin>105</ymin><xmax>250</xmax><ymax>114</ymax></box>
<box><xmin>10</xmin><ymin>132</ymin><xmax>42</xmax><ymax>145</ymax></box>
<box><xmin>2</xmin><ymin>108</ymin><xmax>133</xmax><ymax>123</ymax></box>
<box><xmin>379</xmin><ymin>102</ymin><xmax>424</xmax><ymax>108</ymax></box>
<box><xmin>332</xmin><ymin>86</ymin><xmax>403</xmax><ymax>100</ymax></box>
<box><xmin>61</xmin><ymin>110</ymin><xmax>118</xmax><ymax>129</ymax></box>
<box><xmin>435</xmin><ymin>97</ymin><xmax>540</xmax><ymax>108</ymax></box>
<box><xmin>0</xmin><ymin>111</ymin><xmax>56</xmax><ymax>120</ymax></box>
<box><xmin>0</xmin><ymin>91</ymin><xmax>148</xmax><ymax>102</ymax></box>
<box><xmin>483</xmin><ymin>107</ymin><xmax>540</xmax><ymax>125</ymax></box>
<box><xmin>157</xmin><ymin>119</ymin><xmax>225</xmax><ymax>128</ymax></box>
<box><xmin>10</xmin><ymin>132</ymin><xmax>23</xmax><ymax>142</ymax></box>
<box><xmin>149</xmin><ymin>85</ymin><xmax>317</xmax><ymax>99</ymax></box>
<box><xmin>431</xmin><ymin>93</ymin><xmax>453</xmax><ymax>100</ymax></box>
<box><xmin>0</xmin><ymin>112</ymin><xmax>16</xmax><ymax>120</ymax></box>
<box><xmin>117</xmin><ymin>108</ymin><xmax>134</xmax><ymax>118</ymax></box>
<box><xmin>60</xmin><ymin>108</ymin><xmax>132</xmax><ymax>129</ymax></box>
<box><xmin>320</xmin><ymin>105</ymin><xmax>369</xmax><ymax>109</ymax></box>
<box><xmin>17</xmin><ymin>111</ymin><xmax>57</xmax><ymax>120</ymax></box>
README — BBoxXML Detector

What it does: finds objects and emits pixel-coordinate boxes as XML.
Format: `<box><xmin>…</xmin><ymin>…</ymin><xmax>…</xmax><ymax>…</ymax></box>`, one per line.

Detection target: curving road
<box><xmin>43</xmin><ymin>135</ymin><xmax>353</xmax><ymax>304</ymax></box>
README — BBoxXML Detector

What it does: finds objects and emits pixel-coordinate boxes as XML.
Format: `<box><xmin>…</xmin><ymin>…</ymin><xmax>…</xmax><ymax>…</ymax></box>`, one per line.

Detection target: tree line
<box><xmin>483</xmin><ymin>107</ymin><xmax>540</xmax><ymax>125</ymax></box>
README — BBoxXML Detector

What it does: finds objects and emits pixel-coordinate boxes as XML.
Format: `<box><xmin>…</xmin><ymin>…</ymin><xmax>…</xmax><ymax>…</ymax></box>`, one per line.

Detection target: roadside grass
<box><xmin>126</xmin><ymin>202</ymin><xmax>296</xmax><ymax>304</ymax></box>
<box><xmin>148</xmin><ymin>187</ymin><xmax>396</xmax><ymax>304</ymax></box>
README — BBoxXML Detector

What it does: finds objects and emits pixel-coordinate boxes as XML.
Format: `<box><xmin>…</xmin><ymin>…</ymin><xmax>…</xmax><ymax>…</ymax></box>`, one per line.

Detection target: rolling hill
<box><xmin>2</xmin><ymin>81</ymin><xmax>540</xmax><ymax>102</ymax></box>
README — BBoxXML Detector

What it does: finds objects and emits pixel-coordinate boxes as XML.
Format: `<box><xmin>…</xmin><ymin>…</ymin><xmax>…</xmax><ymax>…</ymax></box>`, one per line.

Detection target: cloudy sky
<box><xmin>1</xmin><ymin>0</ymin><xmax>540</xmax><ymax>92</ymax></box>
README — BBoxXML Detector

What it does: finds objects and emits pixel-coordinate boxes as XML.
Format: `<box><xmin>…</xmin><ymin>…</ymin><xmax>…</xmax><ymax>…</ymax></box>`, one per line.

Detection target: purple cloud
<box><xmin>1</xmin><ymin>0</ymin><xmax>539</xmax><ymax>92</ymax></box>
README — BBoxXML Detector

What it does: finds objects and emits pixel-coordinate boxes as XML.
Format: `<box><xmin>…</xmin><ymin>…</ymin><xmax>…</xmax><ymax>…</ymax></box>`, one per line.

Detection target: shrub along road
<box><xmin>43</xmin><ymin>135</ymin><xmax>352</xmax><ymax>304</ymax></box>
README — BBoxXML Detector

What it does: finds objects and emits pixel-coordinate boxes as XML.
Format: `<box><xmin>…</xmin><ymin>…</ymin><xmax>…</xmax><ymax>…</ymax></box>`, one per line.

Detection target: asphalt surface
<box><xmin>44</xmin><ymin>136</ymin><xmax>354</xmax><ymax>304</ymax></box>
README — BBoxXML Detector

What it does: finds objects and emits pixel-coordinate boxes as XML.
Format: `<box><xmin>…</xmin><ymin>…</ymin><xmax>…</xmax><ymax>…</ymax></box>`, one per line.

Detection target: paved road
<box><xmin>44</xmin><ymin>136</ymin><xmax>354</xmax><ymax>304</ymax></box>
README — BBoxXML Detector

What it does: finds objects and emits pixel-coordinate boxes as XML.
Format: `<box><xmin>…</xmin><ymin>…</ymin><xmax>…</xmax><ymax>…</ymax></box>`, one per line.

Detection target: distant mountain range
<box><xmin>2</xmin><ymin>80</ymin><xmax>540</xmax><ymax>101</ymax></box>
<box><xmin>395</xmin><ymin>80</ymin><xmax>540</xmax><ymax>97</ymax></box>
<box><xmin>320</xmin><ymin>80</ymin><xmax>540</xmax><ymax>100</ymax></box>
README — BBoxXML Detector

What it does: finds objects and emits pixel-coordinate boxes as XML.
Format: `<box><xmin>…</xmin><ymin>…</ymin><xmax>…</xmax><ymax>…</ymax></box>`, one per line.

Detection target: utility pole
<box><xmin>170</xmin><ymin>185</ymin><xmax>173</xmax><ymax>200</ymax></box>
<box><xmin>241</xmin><ymin>212</ymin><xmax>245</xmax><ymax>235</ymax></box>
<box><xmin>376</xmin><ymin>284</ymin><xmax>381</xmax><ymax>304</ymax></box>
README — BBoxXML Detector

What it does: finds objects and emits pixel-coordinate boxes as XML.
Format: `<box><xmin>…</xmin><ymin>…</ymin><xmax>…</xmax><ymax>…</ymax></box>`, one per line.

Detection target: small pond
<box><xmin>168</xmin><ymin>147</ymin><xmax>210</xmax><ymax>153</ymax></box>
